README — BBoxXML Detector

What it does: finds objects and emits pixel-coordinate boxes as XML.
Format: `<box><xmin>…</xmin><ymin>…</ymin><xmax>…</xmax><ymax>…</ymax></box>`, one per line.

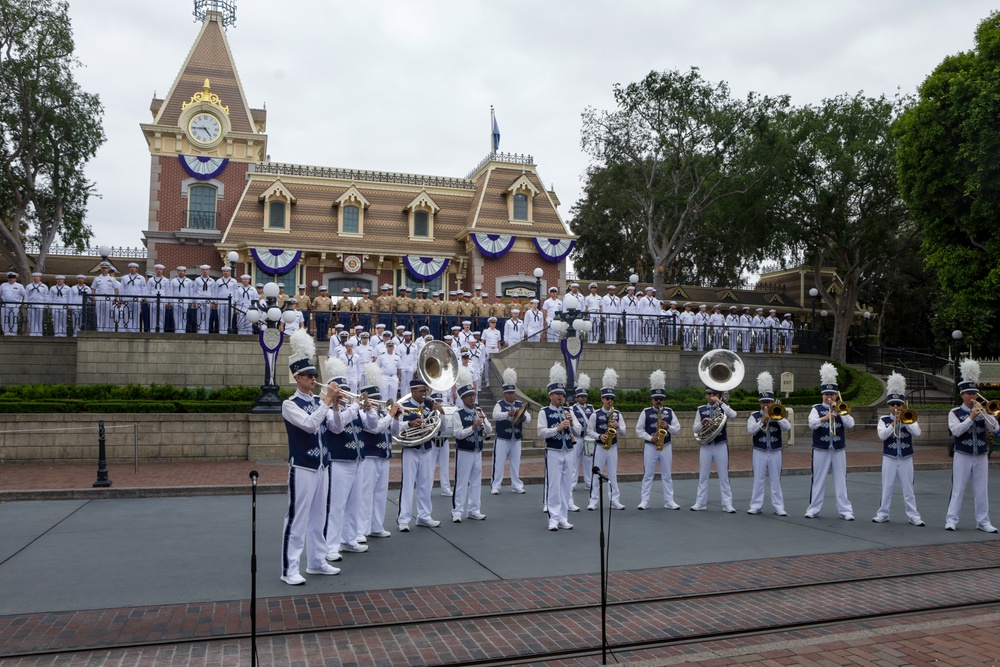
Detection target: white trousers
<box><xmin>590</xmin><ymin>444</ymin><xmax>620</xmax><ymax>505</ymax></box>
<box><xmin>641</xmin><ymin>443</ymin><xmax>675</xmax><ymax>504</ymax></box>
<box><xmin>492</xmin><ymin>437</ymin><xmax>523</xmax><ymax>492</ymax></box>
<box><xmin>546</xmin><ymin>447</ymin><xmax>575</xmax><ymax>525</ymax></box>
<box><xmin>281</xmin><ymin>465</ymin><xmax>329</xmax><ymax>577</ymax></box>
<box><xmin>356</xmin><ymin>458</ymin><xmax>376</xmax><ymax>538</ymax></box>
<box><xmin>433</xmin><ymin>438</ymin><xmax>452</xmax><ymax>493</ymax></box>
<box><xmin>695</xmin><ymin>442</ymin><xmax>732</xmax><ymax>508</ymax></box>
<box><xmin>27</xmin><ymin>305</ymin><xmax>45</xmax><ymax>336</ymax></box>
<box><xmin>325</xmin><ymin>460</ymin><xmax>361</xmax><ymax>554</ymax></box>
<box><xmin>572</xmin><ymin>437</ymin><xmax>593</xmax><ymax>491</ymax></box>
<box><xmin>806</xmin><ymin>448</ymin><xmax>852</xmax><ymax>517</ymax></box>
<box><xmin>452</xmin><ymin>449</ymin><xmax>483</xmax><ymax>519</ymax></box>
<box><xmin>946</xmin><ymin>451</ymin><xmax>991</xmax><ymax>528</ymax></box>
<box><xmin>95</xmin><ymin>296</ymin><xmax>114</xmax><ymax>332</ymax></box>
<box><xmin>604</xmin><ymin>316</ymin><xmax>619</xmax><ymax>344</ymax></box>
<box><xmin>51</xmin><ymin>306</ymin><xmax>67</xmax><ymax>337</ymax></box>
<box><xmin>399</xmin><ymin>369</ymin><xmax>415</xmax><ymax>394</ymax></box>
<box><xmin>749</xmin><ymin>448</ymin><xmax>784</xmax><ymax>513</ymax></box>
<box><xmin>368</xmin><ymin>457</ymin><xmax>391</xmax><ymax>534</ymax></box>
<box><xmin>398</xmin><ymin>446</ymin><xmax>434</xmax><ymax>525</ymax></box>
<box><xmin>381</xmin><ymin>375</ymin><xmax>399</xmax><ymax>402</ymax></box>
<box><xmin>875</xmin><ymin>455</ymin><xmax>920</xmax><ymax>523</ymax></box>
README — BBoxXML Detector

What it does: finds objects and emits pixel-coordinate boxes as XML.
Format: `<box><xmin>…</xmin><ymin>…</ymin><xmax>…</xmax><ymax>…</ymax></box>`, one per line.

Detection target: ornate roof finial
<box><xmin>193</xmin><ymin>0</ymin><xmax>236</xmax><ymax>29</ymax></box>
<box><xmin>181</xmin><ymin>79</ymin><xmax>230</xmax><ymax>115</ymax></box>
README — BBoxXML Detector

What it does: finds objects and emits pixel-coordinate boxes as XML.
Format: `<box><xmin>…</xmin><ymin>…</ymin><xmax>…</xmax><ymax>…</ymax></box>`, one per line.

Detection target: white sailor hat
<box><xmin>451</xmin><ymin>325</ymin><xmax>461</xmax><ymax>331</ymax></box>
<box><xmin>355</xmin><ymin>325</ymin><xmax>364</xmax><ymax>330</ymax></box>
<box><xmin>570</xmin><ymin>282</ymin><xmax>579</xmax><ymax>288</ymax></box>
<box><xmin>548</xmin><ymin>287</ymin><xmax>558</xmax><ymax>293</ymax></box>
<box><xmin>626</xmin><ymin>285</ymin><xmax>635</xmax><ymax>291</ymax></box>
<box><xmin>334</xmin><ymin>323</ymin><xmax>345</xmax><ymax>329</ymax></box>
<box><xmin>729</xmin><ymin>305</ymin><xmax>737</xmax><ymax>310</ymax></box>
<box><xmin>31</xmin><ymin>272</ymin><xmax>42</xmax><ymax>277</ymax></box>
<box><xmin>784</xmin><ymin>313</ymin><xmax>792</xmax><ymax>318</ymax></box>
<box><xmin>510</xmin><ymin>308</ymin><xmax>520</xmax><ymax>314</ymax></box>
<box><xmin>199</xmin><ymin>264</ymin><xmax>210</xmax><ymax>270</ymax></box>
<box><xmin>669</xmin><ymin>300</ymin><xmax>677</xmax><ymax>305</ymax></box>
<box><xmin>699</xmin><ymin>304</ymin><xmax>707</xmax><ymax>309</ymax></box>
<box><xmin>396</xmin><ymin>324</ymin><xmax>405</xmax><ymax>330</ymax></box>
<box><xmin>756</xmin><ymin>307</ymin><xmax>764</xmax><ymax>312</ymax></box>
<box><xmin>221</xmin><ymin>265</ymin><xmax>232</xmax><ymax>272</ymax></box>
<box><xmin>176</xmin><ymin>266</ymin><xmax>187</xmax><ymax>271</ymax></box>
<box><xmin>128</xmin><ymin>262</ymin><xmax>139</xmax><ymax>268</ymax></box>
<box><xmin>683</xmin><ymin>302</ymin><xmax>692</xmax><ymax>307</ymax></box>
<box><xmin>589</xmin><ymin>282</ymin><xmax>598</xmax><ymax>288</ymax></box>
<box><xmin>55</xmin><ymin>275</ymin><xmax>65</xmax><ymax>280</ymax></box>
<box><xmin>472</xmin><ymin>331</ymin><xmax>481</xmax><ymax>337</ymax></box>
<box><xmin>769</xmin><ymin>309</ymin><xmax>777</xmax><ymax>313</ymax></box>
<box><xmin>462</xmin><ymin>320</ymin><xmax>471</xmax><ymax>326</ymax></box>
<box><xmin>75</xmin><ymin>274</ymin><xmax>86</xmax><ymax>279</ymax></box>
<box><xmin>607</xmin><ymin>284</ymin><xmax>617</xmax><ymax>290</ymax></box>
<box><xmin>403</xmin><ymin>330</ymin><xmax>412</xmax><ymax>336</ymax></box>
<box><xmin>154</xmin><ymin>264</ymin><xmax>165</xmax><ymax>270</ymax></box>
<box><xmin>375</xmin><ymin>323</ymin><xmax>385</xmax><ymax>328</ymax></box>
<box><xmin>530</xmin><ymin>298</ymin><xmax>539</xmax><ymax>304</ymax></box>
<box><xmin>713</xmin><ymin>304</ymin><xmax>722</xmax><ymax>310</ymax></box>
<box><xmin>645</xmin><ymin>286</ymin><xmax>655</xmax><ymax>292</ymax></box>
<box><xmin>241</xmin><ymin>274</ymin><xmax>251</xmax><ymax>280</ymax></box>
<box><xmin>444</xmin><ymin>335</ymin><xmax>453</xmax><ymax>340</ymax></box>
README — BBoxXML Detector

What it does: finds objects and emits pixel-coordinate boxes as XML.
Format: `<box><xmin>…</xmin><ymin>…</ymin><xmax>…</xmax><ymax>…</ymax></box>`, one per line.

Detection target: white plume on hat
<box><xmin>886</xmin><ymin>371</ymin><xmax>906</xmax><ymax>396</ymax></box>
<box><xmin>602</xmin><ymin>367</ymin><xmax>619</xmax><ymax>390</ymax></box>
<box><xmin>549</xmin><ymin>362</ymin><xmax>567</xmax><ymax>386</ymax></box>
<box><xmin>324</xmin><ymin>356</ymin><xmax>347</xmax><ymax>381</ymax></box>
<box><xmin>502</xmin><ymin>367</ymin><xmax>518</xmax><ymax>387</ymax></box>
<box><xmin>649</xmin><ymin>370</ymin><xmax>665</xmax><ymax>391</ymax></box>
<box><xmin>819</xmin><ymin>362</ymin><xmax>838</xmax><ymax>386</ymax></box>
<box><xmin>288</xmin><ymin>328</ymin><xmax>315</xmax><ymax>364</ymax></box>
<box><xmin>365</xmin><ymin>362</ymin><xmax>382</xmax><ymax>387</ymax></box>
<box><xmin>757</xmin><ymin>371</ymin><xmax>774</xmax><ymax>395</ymax></box>
<box><xmin>576</xmin><ymin>372</ymin><xmax>591</xmax><ymax>391</ymax></box>
<box><xmin>960</xmin><ymin>358</ymin><xmax>981</xmax><ymax>385</ymax></box>
<box><xmin>457</xmin><ymin>366</ymin><xmax>473</xmax><ymax>389</ymax></box>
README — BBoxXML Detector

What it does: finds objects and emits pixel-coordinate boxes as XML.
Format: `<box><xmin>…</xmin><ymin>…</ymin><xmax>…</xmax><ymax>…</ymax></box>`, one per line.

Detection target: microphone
<box><xmin>249</xmin><ymin>470</ymin><xmax>259</xmax><ymax>485</ymax></box>
<box><xmin>592</xmin><ymin>466</ymin><xmax>608</xmax><ymax>481</ymax></box>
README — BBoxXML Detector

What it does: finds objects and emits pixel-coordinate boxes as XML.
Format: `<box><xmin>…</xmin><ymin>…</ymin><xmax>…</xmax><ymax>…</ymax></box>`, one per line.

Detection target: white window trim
<box><xmin>405</xmin><ymin>190</ymin><xmax>439</xmax><ymax>241</ymax></box>
<box><xmin>259</xmin><ymin>180</ymin><xmax>296</xmax><ymax>232</ymax></box>
<box><xmin>506</xmin><ymin>174</ymin><xmax>539</xmax><ymax>224</ymax></box>
<box><xmin>335</xmin><ymin>185</ymin><xmax>370</xmax><ymax>237</ymax></box>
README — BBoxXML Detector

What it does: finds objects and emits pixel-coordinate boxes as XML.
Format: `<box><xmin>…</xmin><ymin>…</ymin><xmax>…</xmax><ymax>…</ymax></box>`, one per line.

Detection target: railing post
<box><xmin>93</xmin><ymin>420</ymin><xmax>112</xmax><ymax>488</ymax></box>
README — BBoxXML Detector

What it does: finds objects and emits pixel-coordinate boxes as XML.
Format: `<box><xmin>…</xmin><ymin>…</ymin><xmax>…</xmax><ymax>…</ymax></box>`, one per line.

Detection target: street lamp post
<box><xmin>533</xmin><ymin>267</ymin><xmax>543</xmax><ymax>302</ymax></box>
<box><xmin>248</xmin><ymin>282</ymin><xmax>286</xmax><ymax>414</ymax></box>
<box><xmin>809</xmin><ymin>288</ymin><xmax>818</xmax><ymax>331</ymax></box>
<box><xmin>952</xmin><ymin>330</ymin><xmax>964</xmax><ymax>400</ymax></box>
<box><xmin>862</xmin><ymin>310</ymin><xmax>871</xmax><ymax>366</ymax></box>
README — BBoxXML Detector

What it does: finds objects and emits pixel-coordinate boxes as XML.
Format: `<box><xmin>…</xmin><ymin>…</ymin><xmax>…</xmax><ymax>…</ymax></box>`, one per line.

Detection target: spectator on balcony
<box><xmin>92</xmin><ymin>262</ymin><xmax>119</xmax><ymax>333</ymax></box>
<box><xmin>25</xmin><ymin>273</ymin><xmax>49</xmax><ymax>337</ymax></box>
<box><xmin>119</xmin><ymin>263</ymin><xmax>146</xmax><ymax>334</ymax></box>
<box><xmin>68</xmin><ymin>274</ymin><xmax>90</xmax><ymax>336</ymax></box>
<box><xmin>312</xmin><ymin>286</ymin><xmax>332</xmax><ymax>341</ymax></box>
<box><xmin>49</xmin><ymin>275</ymin><xmax>70</xmax><ymax>337</ymax></box>
<box><xmin>216</xmin><ymin>266</ymin><xmax>237</xmax><ymax>335</ymax></box>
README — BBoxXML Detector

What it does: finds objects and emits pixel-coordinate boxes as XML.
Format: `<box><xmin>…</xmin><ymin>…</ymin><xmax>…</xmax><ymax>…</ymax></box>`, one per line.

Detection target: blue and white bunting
<box><xmin>533</xmin><ymin>237</ymin><xmax>576</xmax><ymax>263</ymax></box>
<box><xmin>471</xmin><ymin>233</ymin><xmax>516</xmax><ymax>259</ymax></box>
<box><xmin>179</xmin><ymin>155</ymin><xmax>229</xmax><ymax>180</ymax></box>
<box><xmin>250</xmin><ymin>248</ymin><xmax>303</xmax><ymax>276</ymax></box>
<box><xmin>403</xmin><ymin>256</ymin><xmax>450</xmax><ymax>282</ymax></box>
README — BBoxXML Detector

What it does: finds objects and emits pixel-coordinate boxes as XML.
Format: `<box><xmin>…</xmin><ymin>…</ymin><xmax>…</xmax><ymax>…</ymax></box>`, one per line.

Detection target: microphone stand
<box><xmin>249</xmin><ymin>470</ymin><xmax>259</xmax><ymax>667</ymax></box>
<box><xmin>593</xmin><ymin>465</ymin><xmax>608</xmax><ymax>664</ymax></box>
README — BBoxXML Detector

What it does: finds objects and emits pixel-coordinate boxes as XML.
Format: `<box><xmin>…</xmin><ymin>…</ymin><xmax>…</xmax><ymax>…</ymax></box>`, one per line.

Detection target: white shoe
<box><xmin>872</xmin><ymin>516</ymin><xmax>889</xmax><ymax>523</ymax></box>
<box><xmin>842</xmin><ymin>514</ymin><xmax>855</xmax><ymax>521</ymax></box>
<box><xmin>416</xmin><ymin>519</ymin><xmax>441</xmax><ymax>528</ymax></box>
<box><xmin>611</xmin><ymin>502</ymin><xmax>625</xmax><ymax>510</ymax></box>
<box><xmin>542</xmin><ymin>506</ymin><xmax>549</xmax><ymax>512</ymax></box>
<box><xmin>804</xmin><ymin>513</ymin><xmax>817</xmax><ymax>519</ymax></box>
<box><xmin>774</xmin><ymin>510</ymin><xmax>788</xmax><ymax>517</ymax></box>
<box><xmin>356</xmin><ymin>535</ymin><xmax>367</xmax><ymax>544</ymax></box>
<box><xmin>512</xmin><ymin>488</ymin><xmax>526</xmax><ymax>494</ymax></box>
<box><xmin>978</xmin><ymin>523</ymin><xmax>999</xmax><ymax>533</ymax></box>
<box><xmin>587</xmin><ymin>503</ymin><xmax>597</xmax><ymax>511</ymax></box>
<box><xmin>568</xmin><ymin>504</ymin><xmax>580</xmax><ymax>512</ymax></box>
<box><xmin>442</xmin><ymin>490</ymin><xmax>454</xmax><ymax>497</ymax></box>
<box><xmin>909</xmin><ymin>519</ymin><xmax>925</xmax><ymax>527</ymax></box>
<box><xmin>747</xmin><ymin>508</ymin><xmax>761</xmax><ymax>515</ymax></box>
<box><xmin>369</xmin><ymin>530</ymin><xmax>392</xmax><ymax>538</ymax></box>
<box><xmin>468</xmin><ymin>512</ymin><xmax>487</xmax><ymax>520</ymax></box>
<box><xmin>341</xmin><ymin>542</ymin><xmax>369</xmax><ymax>553</ymax></box>
<box><xmin>722</xmin><ymin>506</ymin><xmax>736</xmax><ymax>514</ymax></box>
<box><xmin>281</xmin><ymin>573</ymin><xmax>306</xmax><ymax>585</ymax></box>
<box><xmin>664</xmin><ymin>501</ymin><xmax>680</xmax><ymax>510</ymax></box>
<box><xmin>690</xmin><ymin>505</ymin><xmax>707</xmax><ymax>511</ymax></box>
<box><xmin>325</xmin><ymin>551</ymin><xmax>342</xmax><ymax>562</ymax></box>
<box><xmin>637</xmin><ymin>501</ymin><xmax>649</xmax><ymax>510</ymax></box>
<box><xmin>490</xmin><ymin>489</ymin><xmax>500</xmax><ymax>495</ymax></box>
<box><xmin>548</xmin><ymin>521</ymin><xmax>558</xmax><ymax>531</ymax></box>
<box><xmin>398</xmin><ymin>523</ymin><xmax>410</xmax><ymax>533</ymax></box>
<box><xmin>306</xmin><ymin>563</ymin><xmax>340</xmax><ymax>576</ymax></box>
<box><xmin>945</xmin><ymin>522</ymin><xmax>957</xmax><ymax>531</ymax></box>
<box><xmin>558</xmin><ymin>520</ymin><xmax>573</xmax><ymax>530</ymax></box>
<box><xmin>452</xmin><ymin>516</ymin><xmax>462</xmax><ymax>523</ymax></box>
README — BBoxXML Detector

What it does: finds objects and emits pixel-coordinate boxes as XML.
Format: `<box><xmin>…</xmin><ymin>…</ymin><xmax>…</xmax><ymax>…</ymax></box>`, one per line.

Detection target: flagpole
<box><xmin>490</xmin><ymin>105</ymin><xmax>495</xmax><ymax>155</ymax></box>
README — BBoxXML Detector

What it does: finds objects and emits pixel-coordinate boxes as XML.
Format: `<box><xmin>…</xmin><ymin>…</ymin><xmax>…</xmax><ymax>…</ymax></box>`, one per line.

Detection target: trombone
<box><xmin>974</xmin><ymin>393</ymin><xmax>1000</xmax><ymax>418</ymax></box>
<box><xmin>891</xmin><ymin>402</ymin><xmax>918</xmax><ymax>438</ymax></box>
<box><xmin>828</xmin><ymin>392</ymin><xmax>851</xmax><ymax>437</ymax></box>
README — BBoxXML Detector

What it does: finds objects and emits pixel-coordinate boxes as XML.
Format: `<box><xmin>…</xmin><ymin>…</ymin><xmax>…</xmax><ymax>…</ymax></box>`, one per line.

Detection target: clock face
<box><xmin>188</xmin><ymin>112</ymin><xmax>222</xmax><ymax>146</ymax></box>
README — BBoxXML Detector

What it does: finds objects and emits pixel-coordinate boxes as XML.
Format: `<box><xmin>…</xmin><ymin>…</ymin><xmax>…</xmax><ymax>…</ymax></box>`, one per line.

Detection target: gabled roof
<box><xmin>153</xmin><ymin>16</ymin><xmax>257</xmax><ymax>135</ymax></box>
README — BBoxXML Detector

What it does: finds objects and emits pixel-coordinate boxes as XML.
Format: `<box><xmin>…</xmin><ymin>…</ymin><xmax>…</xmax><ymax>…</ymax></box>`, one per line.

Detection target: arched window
<box><xmin>513</xmin><ymin>193</ymin><xmax>528</xmax><ymax>221</ymax></box>
<box><xmin>188</xmin><ymin>185</ymin><xmax>217</xmax><ymax>229</ymax></box>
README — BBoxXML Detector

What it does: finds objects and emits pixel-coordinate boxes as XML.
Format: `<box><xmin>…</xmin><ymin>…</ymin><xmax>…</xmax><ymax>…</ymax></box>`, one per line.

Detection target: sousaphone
<box><xmin>696</xmin><ymin>350</ymin><xmax>745</xmax><ymax>444</ymax></box>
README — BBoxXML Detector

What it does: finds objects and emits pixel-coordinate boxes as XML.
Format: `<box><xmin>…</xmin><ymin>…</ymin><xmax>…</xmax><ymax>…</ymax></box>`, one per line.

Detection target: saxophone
<box><xmin>654</xmin><ymin>406</ymin><xmax>668</xmax><ymax>452</ymax></box>
<box><xmin>603</xmin><ymin>410</ymin><xmax>619</xmax><ymax>450</ymax></box>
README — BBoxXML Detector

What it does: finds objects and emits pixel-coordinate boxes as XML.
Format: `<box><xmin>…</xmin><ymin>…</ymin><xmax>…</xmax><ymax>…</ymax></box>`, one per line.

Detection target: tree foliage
<box><xmin>576</xmin><ymin>68</ymin><xmax>789</xmax><ymax>294</ymax></box>
<box><xmin>894</xmin><ymin>11</ymin><xmax>1000</xmax><ymax>355</ymax></box>
<box><xmin>0</xmin><ymin>0</ymin><xmax>104</xmax><ymax>276</ymax></box>
<box><xmin>771</xmin><ymin>93</ymin><xmax>913</xmax><ymax>363</ymax></box>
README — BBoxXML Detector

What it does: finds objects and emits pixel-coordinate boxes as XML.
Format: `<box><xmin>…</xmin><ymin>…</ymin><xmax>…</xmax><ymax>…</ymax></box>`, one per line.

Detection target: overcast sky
<box><xmin>64</xmin><ymin>0</ymin><xmax>990</xmax><ymax>251</ymax></box>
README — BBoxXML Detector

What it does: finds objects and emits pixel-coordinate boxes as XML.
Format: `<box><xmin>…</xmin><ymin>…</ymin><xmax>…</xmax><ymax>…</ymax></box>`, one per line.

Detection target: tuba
<box><xmin>696</xmin><ymin>350</ymin><xmax>745</xmax><ymax>444</ymax></box>
<box><xmin>392</xmin><ymin>341</ymin><xmax>460</xmax><ymax>447</ymax></box>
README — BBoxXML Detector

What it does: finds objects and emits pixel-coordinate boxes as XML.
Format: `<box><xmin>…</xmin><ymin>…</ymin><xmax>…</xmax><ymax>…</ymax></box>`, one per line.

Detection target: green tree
<box><xmin>579</xmin><ymin>68</ymin><xmax>789</xmax><ymax>296</ymax></box>
<box><xmin>773</xmin><ymin>93</ymin><xmax>914</xmax><ymax>363</ymax></box>
<box><xmin>0</xmin><ymin>0</ymin><xmax>104</xmax><ymax>277</ymax></box>
<box><xmin>894</xmin><ymin>11</ymin><xmax>1000</xmax><ymax>355</ymax></box>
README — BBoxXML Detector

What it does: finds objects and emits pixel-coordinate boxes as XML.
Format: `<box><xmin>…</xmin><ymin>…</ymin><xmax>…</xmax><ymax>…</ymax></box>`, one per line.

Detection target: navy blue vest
<box><xmin>697</xmin><ymin>404</ymin><xmax>728</xmax><ymax>445</ymax></box>
<box><xmin>326</xmin><ymin>408</ymin><xmax>366</xmax><ymax>461</ymax></box>
<box><xmin>879</xmin><ymin>416</ymin><xmax>914</xmax><ymax>457</ymax></box>
<box><xmin>283</xmin><ymin>395</ymin><xmax>327</xmax><ymax>470</ymax></box>
<box><xmin>542</xmin><ymin>406</ymin><xmax>575</xmax><ymax>450</ymax></box>
<box><xmin>362</xmin><ymin>411</ymin><xmax>392</xmax><ymax>459</ymax></box>
<box><xmin>594</xmin><ymin>408</ymin><xmax>622</xmax><ymax>447</ymax></box>
<box><xmin>401</xmin><ymin>397</ymin><xmax>434</xmax><ymax>451</ymax></box>
<box><xmin>750</xmin><ymin>411</ymin><xmax>783</xmax><ymax>450</ymax></box>
<box><xmin>454</xmin><ymin>407</ymin><xmax>485</xmax><ymax>452</ymax></box>
<box><xmin>641</xmin><ymin>407</ymin><xmax>674</xmax><ymax>445</ymax></box>
<box><xmin>811</xmin><ymin>404</ymin><xmax>846</xmax><ymax>450</ymax></box>
<box><xmin>951</xmin><ymin>406</ymin><xmax>991</xmax><ymax>456</ymax></box>
<box><xmin>494</xmin><ymin>399</ymin><xmax>525</xmax><ymax>440</ymax></box>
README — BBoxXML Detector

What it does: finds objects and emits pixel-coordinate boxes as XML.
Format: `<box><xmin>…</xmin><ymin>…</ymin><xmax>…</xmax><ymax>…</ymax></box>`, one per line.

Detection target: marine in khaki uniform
<box><xmin>275</xmin><ymin>285</ymin><xmax>290</xmax><ymax>309</ymax></box>
<box><xmin>376</xmin><ymin>284</ymin><xmax>394</xmax><ymax>328</ymax></box>
<box><xmin>490</xmin><ymin>295</ymin><xmax>507</xmax><ymax>319</ymax></box>
<box><xmin>458</xmin><ymin>293</ymin><xmax>475</xmax><ymax>319</ymax></box>
<box><xmin>470</xmin><ymin>285</ymin><xmax>484</xmax><ymax>309</ymax></box>
<box><xmin>336</xmin><ymin>288</ymin><xmax>354</xmax><ymax>329</ymax></box>
<box><xmin>395</xmin><ymin>287</ymin><xmax>413</xmax><ymax>331</ymax></box>
<box><xmin>356</xmin><ymin>288</ymin><xmax>375</xmax><ymax>330</ymax></box>
<box><xmin>312</xmin><ymin>286</ymin><xmax>333</xmax><ymax>341</ymax></box>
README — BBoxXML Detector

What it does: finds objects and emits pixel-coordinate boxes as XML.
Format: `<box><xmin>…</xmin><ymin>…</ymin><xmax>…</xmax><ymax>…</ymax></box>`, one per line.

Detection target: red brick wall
<box><xmin>155</xmin><ymin>157</ymin><xmax>249</xmax><ymax>233</ymax></box>
<box><xmin>481</xmin><ymin>250</ymin><xmax>563</xmax><ymax>298</ymax></box>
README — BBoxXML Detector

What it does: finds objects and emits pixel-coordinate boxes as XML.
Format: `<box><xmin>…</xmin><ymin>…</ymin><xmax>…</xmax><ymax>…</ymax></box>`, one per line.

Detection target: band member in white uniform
<box><xmin>569</xmin><ymin>374</ymin><xmax>594</xmax><ymax>502</ymax></box>
<box><xmin>451</xmin><ymin>368</ymin><xmax>492</xmax><ymax>522</ymax></box>
<box><xmin>692</xmin><ymin>385</ymin><xmax>737</xmax><ymax>512</ymax></box>
<box><xmin>359</xmin><ymin>364</ymin><xmax>401</xmax><ymax>540</ymax></box>
<box><xmin>747</xmin><ymin>372</ymin><xmax>790</xmax><ymax>516</ymax></box>
<box><xmin>946</xmin><ymin>359</ymin><xmax>1000</xmax><ymax>533</ymax></box>
<box><xmin>588</xmin><ymin>368</ymin><xmax>627</xmax><ymax>511</ymax></box>
<box><xmin>806</xmin><ymin>363</ymin><xmax>856</xmax><ymax>520</ymax></box>
<box><xmin>280</xmin><ymin>330</ymin><xmax>339</xmax><ymax>584</ymax></box>
<box><xmin>636</xmin><ymin>370</ymin><xmax>681</xmax><ymax>510</ymax></box>
<box><xmin>429</xmin><ymin>391</ymin><xmax>454</xmax><ymax>497</ymax></box>
<box><xmin>538</xmin><ymin>363</ymin><xmax>581</xmax><ymax>531</ymax></box>
<box><xmin>873</xmin><ymin>372</ymin><xmax>923</xmax><ymax>526</ymax></box>
<box><xmin>491</xmin><ymin>368</ymin><xmax>530</xmax><ymax>495</ymax></box>
<box><xmin>396</xmin><ymin>378</ymin><xmax>441</xmax><ymax>531</ymax></box>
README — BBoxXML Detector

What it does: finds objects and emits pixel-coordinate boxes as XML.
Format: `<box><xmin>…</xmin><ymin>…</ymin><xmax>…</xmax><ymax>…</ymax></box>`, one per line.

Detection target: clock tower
<box><xmin>141</xmin><ymin>0</ymin><xmax>267</xmax><ymax>271</ymax></box>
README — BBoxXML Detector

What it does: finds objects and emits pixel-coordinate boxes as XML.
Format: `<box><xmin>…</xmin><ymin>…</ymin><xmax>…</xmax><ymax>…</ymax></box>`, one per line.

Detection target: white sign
<box><xmin>780</xmin><ymin>372</ymin><xmax>794</xmax><ymax>396</ymax></box>
<box><xmin>505</xmin><ymin>286</ymin><xmax>536</xmax><ymax>298</ymax></box>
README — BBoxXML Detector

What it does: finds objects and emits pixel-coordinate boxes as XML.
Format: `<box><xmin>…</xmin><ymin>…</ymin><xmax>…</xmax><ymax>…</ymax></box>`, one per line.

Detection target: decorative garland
<box><xmin>533</xmin><ymin>237</ymin><xmax>575</xmax><ymax>262</ymax></box>
<box><xmin>403</xmin><ymin>256</ymin><xmax>450</xmax><ymax>282</ymax></box>
<box><xmin>179</xmin><ymin>155</ymin><xmax>229</xmax><ymax>180</ymax></box>
<box><xmin>250</xmin><ymin>248</ymin><xmax>302</xmax><ymax>276</ymax></box>
<box><xmin>470</xmin><ymin>233</ymin><xmax>516</xmax><ymax>259</ymax></box>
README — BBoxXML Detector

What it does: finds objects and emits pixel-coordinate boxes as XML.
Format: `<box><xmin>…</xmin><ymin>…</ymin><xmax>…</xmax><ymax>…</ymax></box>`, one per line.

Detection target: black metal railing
<box><xmin>184</xmin><ymin>210</ymin><xmax>218</xmax><ymax>230</ymax></box>
<box><xmin>252</xmin><ymin>162</ymin><xmax>478</xmax><ymax>191</ymax></box>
